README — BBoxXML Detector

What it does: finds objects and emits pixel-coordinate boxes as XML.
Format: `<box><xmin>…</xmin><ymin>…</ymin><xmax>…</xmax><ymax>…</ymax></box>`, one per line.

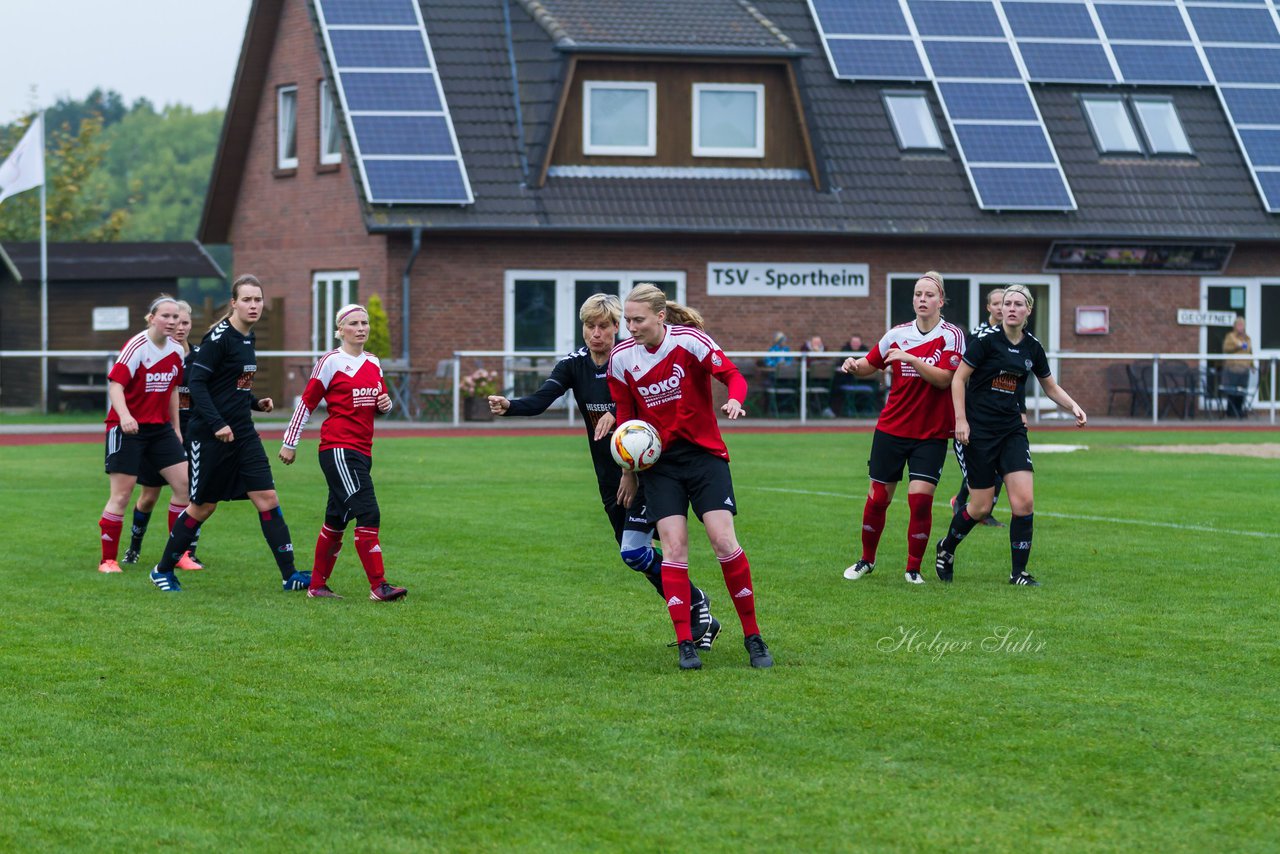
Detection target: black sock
<box><xmin>259</xmin><ymin>506</ymin><xmax>296</xmax><ymax>580</ymax></box>
<box><xmin>157</xmin><ymin>512</ymin><xmax>200</xmax><ymax>572</ymax></box>
<box><xmin>942</xmin><ymin>507</ymin><xmax>981</xmax><ymax>552</ymax></box>
<box><xmin>1010</xmin><ymin>513</ymin><xmax>1034</xmax><ymax>576</ymax></box>
<box><xmin>188</xmin><ymin>524</ymin><xmax>202</xmax><ymax>557</ymax></box>
<box><xmin>130</xmin><ymin>508</ymin><xmax>152</xmax><ymax>552</ymax></box>
<box><xmin>642</xmin><ymin>566</ymin><xmax>665</xmax><ymax>596</ymax></box>
<box><xmin>954</xmin><ymin>480</ymin><xmax>970</xmax><ymax>507</ymax></box>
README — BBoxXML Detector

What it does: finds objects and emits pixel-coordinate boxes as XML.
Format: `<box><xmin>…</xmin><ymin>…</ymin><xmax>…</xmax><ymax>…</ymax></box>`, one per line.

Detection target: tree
<box><xmin>0</xmin><ymin>113</ymin><xmax>128</xmax><ymax>242</ymax></box>
<box><xmin>100</xmin><ymin>104</ymin><xmax>223</xmax><ymax>241</ymax></box>
<box><xmin>365</xmin><ymin>294</ymin><xmax>392</xmax><ymax>359</ymax></box>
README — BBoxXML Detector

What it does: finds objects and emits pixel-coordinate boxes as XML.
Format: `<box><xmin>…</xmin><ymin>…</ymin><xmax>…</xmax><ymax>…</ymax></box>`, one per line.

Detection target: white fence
<box><xmin>2</xmin><ymin>348</ymin><xmax>1275</xmax><ymax>426</ymax></box>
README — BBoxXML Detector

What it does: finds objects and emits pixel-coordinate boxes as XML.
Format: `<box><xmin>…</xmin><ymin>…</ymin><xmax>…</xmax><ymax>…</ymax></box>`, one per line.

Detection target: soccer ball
<box><xmin>611</xmin><ymin>420</ymin><xmax>662</xmax><ymax>471</ymax></box>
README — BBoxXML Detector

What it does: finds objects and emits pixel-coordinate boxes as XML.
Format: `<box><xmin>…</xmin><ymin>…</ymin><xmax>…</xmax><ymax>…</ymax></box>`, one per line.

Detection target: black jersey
<box><xmin>188</xmin><ymin>320</ymin><xmax>260</xmax><ymax>439</ymax></box>
<box><xmin>962</xmin><ymin>328</ymin><xmax>1050</xmax><ymax>437</ymax></box>
<box><xmin>504</xmin><ymin>347</ymin><xmax>619</xmax><ymax>494</ymax></box>
<box><xmin>968</xmin><ymin>321</ymin><xmax>998</xmax><ymax>344</ymax></box>
<box><xmin>176</xmin><ymin>346</ymin><xmax>196</xmax><ymax>437</ymax></box>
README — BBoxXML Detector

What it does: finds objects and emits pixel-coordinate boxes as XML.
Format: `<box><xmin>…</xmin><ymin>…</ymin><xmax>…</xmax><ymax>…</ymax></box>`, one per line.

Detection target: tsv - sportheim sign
<box><xmin>707</xmin><ymin>262</ymin><xmax>869</xmax><ymax>297</ymax></box>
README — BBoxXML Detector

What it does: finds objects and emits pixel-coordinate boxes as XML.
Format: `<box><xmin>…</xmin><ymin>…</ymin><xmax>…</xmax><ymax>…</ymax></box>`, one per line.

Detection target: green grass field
<box><xmin>1</xmin><ymin>429</ymin><xmax>1276</xmax><ymax>851</ymax></box>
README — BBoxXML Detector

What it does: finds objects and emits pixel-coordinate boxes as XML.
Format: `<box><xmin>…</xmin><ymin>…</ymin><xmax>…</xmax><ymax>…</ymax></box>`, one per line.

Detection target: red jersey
<box><xmin>867</xmin><ymin>319</ymin><xmax>966</xmax><ymax>440</ymax></box>
<box><xmin>105</xmin><ymin>330</ymin><xmax>184</xmax><ymax>428</ymax></box>
<box><xmin>607</xmin><ymin>325</ymin><xmax>748</xmax><ymax>461</ymax></box>
<box><xmin>282</xmin><ymin>349</ymin><xmax>385</xmax><ymax>457</ymax></box>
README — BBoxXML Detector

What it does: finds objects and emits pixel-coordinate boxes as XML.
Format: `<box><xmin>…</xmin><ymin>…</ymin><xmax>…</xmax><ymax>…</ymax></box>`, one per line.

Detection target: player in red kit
<box><xmin>840</xmin><ymin>271</ymin><xmax>966</xmax><ymax>584</ymax></box>
<box><xmin>608</xmin><ymin>283</ymin><xmax>772</xmax><ymax>671</ymax></box>
<box><xmin>279</xmin><ymin>304</ymin><xmax>406</xmax><ymax>602</ymax></box>
<box><xmin>123</xmin><ymin>300</ymin><xmax>204</xmax><ymax>571</ymax></box>
<box><xmin>97</xmin><ymin>296</ymin><xmax>190</xmax><ymax>574</ymax></box>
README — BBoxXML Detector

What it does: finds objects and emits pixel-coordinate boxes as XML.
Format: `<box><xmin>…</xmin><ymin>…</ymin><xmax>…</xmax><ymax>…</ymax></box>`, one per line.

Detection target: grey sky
<box><xmin>1</xmin><ymin>0</ymin><xmax>253</xmax><ymax>122</ymax></box>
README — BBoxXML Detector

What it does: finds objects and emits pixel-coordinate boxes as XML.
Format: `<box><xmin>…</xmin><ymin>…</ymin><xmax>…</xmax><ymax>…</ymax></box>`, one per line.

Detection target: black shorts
<box><xmin>639</xmin><ymin>440</ymin><xmax>737</xmax><ymax>522</ymax></box>
<box><xmin>188</xmin><ymin>431</ymin><xmax>275</xmax><ymax>505</ymax></box>
<box><xmin>955</xmin><ymin>429</ymin><xmax>1033</xmax><ymax>490</ymax></box>
<box><xmin>867</xmin><ymin>430</ymin><xmax>947</xmax><ymax>485</ymax></box>
<box><xmin>104</xmin><ymin>423</ymin><xmax>186</xmax><ymax>479</ymax></box>
<box><xmin>319</xmin><ymin>447</ymin><xmax>379</xmax><ymax>522</ymax></box>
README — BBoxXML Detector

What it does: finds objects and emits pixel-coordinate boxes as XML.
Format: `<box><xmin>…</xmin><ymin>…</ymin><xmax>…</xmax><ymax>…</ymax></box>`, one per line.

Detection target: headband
<box><xmin>336</xmin><ymin>305</ymin><xmax>366</xmax><ymax>324</ymax></box>
<box><xmin>147</xmin><ymin>296</ymin><xmax>178</xmax><ymax>315</ymax></box>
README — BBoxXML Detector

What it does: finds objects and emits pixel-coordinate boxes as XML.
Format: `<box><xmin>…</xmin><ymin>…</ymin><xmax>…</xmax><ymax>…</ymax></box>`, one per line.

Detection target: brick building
<box><xmin>200</xmin><ymin>0</ymin><xmax>1280</xmax><ymax>414</ymax></box>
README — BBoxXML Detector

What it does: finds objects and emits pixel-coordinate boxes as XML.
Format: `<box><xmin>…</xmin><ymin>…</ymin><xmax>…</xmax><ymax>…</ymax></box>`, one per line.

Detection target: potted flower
<box><xmin>460</xmin><ymin>368</ymin><xmax>499</xmax><ymax>421</ymax></box>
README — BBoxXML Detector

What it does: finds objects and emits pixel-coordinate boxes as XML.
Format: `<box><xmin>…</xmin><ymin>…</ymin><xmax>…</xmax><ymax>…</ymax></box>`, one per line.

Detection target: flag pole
<box><xmin>39</xmin><ymin>111</ymin><xmax>49</xmax><ymax>413</ymax></box>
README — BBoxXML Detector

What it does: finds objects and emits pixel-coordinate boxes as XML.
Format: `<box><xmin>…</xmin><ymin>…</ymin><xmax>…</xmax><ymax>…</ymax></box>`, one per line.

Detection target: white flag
<box><xmin>0</xmin><ymin>114</ymin><xmax>45</xmax><ymax>206</ymax></box>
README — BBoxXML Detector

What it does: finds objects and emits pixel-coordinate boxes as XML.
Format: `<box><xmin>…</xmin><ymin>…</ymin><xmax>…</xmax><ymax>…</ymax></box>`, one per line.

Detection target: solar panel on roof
<box><xmin>937</xmin><ymin>82</ymin><xmax>1039</xmax><ymax>121</ymax></box>
<box><xmin>807</xmin><ymin>0</ymin><xmax>1280</xmax><ymax>212</ymax></box>
<box><xmin>1001</xmin><ymin>2</ymin><xmax>1097</xmax><ymax>40</ymax></box>
<box><xmin>827</xmin><ymin>38</ymin><xmax>926</xmax><ymax>79</ymax></box>
<box><xmin>1187</xmin><ymin>6</ymin><xmax>1280</xmax><ymax>44</ymax></box>
<box><xmin>907</xmin><ymin>1</ymin><xmax>1004</xmax><ymax>37</ymax></box>
<box><xmin>1111</xmin><ymin>45</ymin><xmax>1209</xmax><ymax>85</ymax></box>
<box><xmin>1020</xmin><ymin>42</ymin><xmax>1116</xmax><ymax>83</ymax></box>
<box><xmin>319</xmin><ymin>0</ymin><xmax>418</xmax><ymax>26</ymax></box>
<box><xmin>971</xmin><ymin>166</ymin><xmax>1075</xmax><ymax>209</ymax></box>
<box><xmin>314</xmin><ymin>0</ymin><xmax>473</xmax><ymax>205</ymax></box>
<box><xmin>1094</xmin><ymin>4</ymin><xmax>1189</xmax><ymax>42</ymax></box>
<box><xmin>923</xmin><ymin>40</ymin><xmax>1021</xmax><ymax>78</ymax></box>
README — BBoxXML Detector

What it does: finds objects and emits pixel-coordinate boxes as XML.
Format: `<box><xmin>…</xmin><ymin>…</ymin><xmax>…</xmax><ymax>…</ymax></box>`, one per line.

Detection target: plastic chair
<box><xmin>764</xmin><ymin>362</ymin><xmax>800</xmax><ymax>417</ymax></box>
<box><xmin>1105</xmin><ymin>363</ymin><xmax>1136</xmax><ymax>416</ymax></box>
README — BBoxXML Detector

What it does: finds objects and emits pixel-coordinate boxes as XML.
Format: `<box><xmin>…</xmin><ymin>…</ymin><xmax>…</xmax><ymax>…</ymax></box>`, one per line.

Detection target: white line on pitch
<box><xmin>751</xmin><ymin>487</ymin><xmax>1280</xmax><ymax>539</ymax></box>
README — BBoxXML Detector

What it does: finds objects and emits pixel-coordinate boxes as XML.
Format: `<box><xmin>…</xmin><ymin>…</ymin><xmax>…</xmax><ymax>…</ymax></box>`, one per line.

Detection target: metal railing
<box><xmin>3</xmin><ymin>348</ymin><xmax>1275</xmax><ymax>426</ymax></box>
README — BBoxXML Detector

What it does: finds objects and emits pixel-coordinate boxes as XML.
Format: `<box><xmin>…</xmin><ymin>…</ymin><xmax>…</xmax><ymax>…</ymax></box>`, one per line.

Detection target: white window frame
<box><xmin>319</xmin><ymin>80</ymin><xmax>342</xmax><ymax>165</ymax></box>
<box><xmin>504</xmin><ymin>270</ymin><xmax>687</xmax><ymax>356</ymax></box>
<box><xmin>277</xmin><ymin>85</ymin><xmax>299</xmax><ymax>169</ymax></box>
<box><xmin>311</xmin><ymin>270</ymin><xmax>360</xmax><ymax>353</ymax></box>
<box><xmin>692</xmin><ymin>83</ymin><xmax>766</xmax><ymax>158</ymax></box>
<box><xmin>882</xmin><ymin>91</ymin><xmax>944</xmax><ymax>151</ymax></box>
<box><xmin>582</xmin><ymin>81</ymin><xmax>657</xmax><ymax>157</ymax></box>
<box><xmin>1132</xmin><ymin>97</ymin><xmax>1193</xmax><ymax>156</ymax></box>
<box><xmin>1081</xmin><ymin>95</ymin><xmax>1142</xmax><ymax>155</ymax></box>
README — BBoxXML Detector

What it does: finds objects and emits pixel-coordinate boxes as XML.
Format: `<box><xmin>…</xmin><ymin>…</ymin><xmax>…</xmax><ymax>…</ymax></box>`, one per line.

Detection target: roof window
<box><xmin>883</xmin><ymin>92</ymin><xmax>944</xmax><ymax>151</ymax></box>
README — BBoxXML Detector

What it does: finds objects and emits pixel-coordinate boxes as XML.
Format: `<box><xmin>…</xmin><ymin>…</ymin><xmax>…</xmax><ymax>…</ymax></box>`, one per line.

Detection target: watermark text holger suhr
<box><xmin>877</xmin><ymin>626</ymin><xmax>1047</xmax><ymax>662</ymax></box>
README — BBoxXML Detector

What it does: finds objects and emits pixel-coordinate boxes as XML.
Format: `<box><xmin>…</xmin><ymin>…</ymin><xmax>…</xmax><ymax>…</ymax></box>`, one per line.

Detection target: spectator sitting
<box><xmin>763</xmin><ymin>332</ymin><xmax>793</xmax><ymax>367</ymax></box>
<box><xmin>800</xmin><ymin>335</ymin><xmax>826</xmax><ymax>354</ymax></box>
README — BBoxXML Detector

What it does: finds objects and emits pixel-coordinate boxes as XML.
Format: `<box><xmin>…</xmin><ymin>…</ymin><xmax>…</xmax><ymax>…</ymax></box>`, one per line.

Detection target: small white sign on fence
<box><xmin>92</xmin><ymin>307</ymin><xmax>129</xmax><ymax>331</ymax></box>
<box><xmin>1177</xmin><ymin>309</ymin><xmax>1236</xmax><ymax>327</ymax></box>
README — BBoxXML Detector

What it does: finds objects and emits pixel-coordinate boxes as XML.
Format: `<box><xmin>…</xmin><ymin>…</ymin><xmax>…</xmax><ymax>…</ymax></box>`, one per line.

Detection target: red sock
<box><xmin>167</xmin><ymin>502</ymin><xmax>185</xmax><ymax>533</ymax></box>
<box><xmin>312</xmin><ymin>524</ymin><xmax>344</xmax><ymax>587</ymax></box>
<box><xmin>718</xmin><ymin>548</ymin><xmax>761</xmax><ymax>636</ymax></box>
<box><xmin>99</xmin><ymin>512</ymin><xmax>124</xmax><ymax>562</ymax></box>
<box><xmin>354</xmin><ymin>526</ymin><xmax>385</xmax><ymax>589</ymax></box>
<box><xmin>906</xmin><ymin>492</ymin><xmax>933</xmax><ymax>572</ymax></box>
<box><xmin>661</xmin><ymin>561</ymin><xmax>692</xmax><ymax>643</ymax></box>
<box><xmin>860</xmin><ymin>482</ymin><xmax>891</xmax><ymax>563</ymax></box>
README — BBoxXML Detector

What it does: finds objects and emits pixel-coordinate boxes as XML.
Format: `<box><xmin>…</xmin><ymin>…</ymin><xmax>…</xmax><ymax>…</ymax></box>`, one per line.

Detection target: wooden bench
<box><xmin>56</xmin><ymin>357</ymin><xmax>112</xmax><ymax>411</ymax></box>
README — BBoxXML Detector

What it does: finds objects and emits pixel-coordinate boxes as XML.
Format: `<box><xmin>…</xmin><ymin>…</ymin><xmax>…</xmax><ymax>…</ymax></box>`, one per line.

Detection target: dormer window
<box><xmin>1132</xmin><ymin>97</ymin><xmax>1193</xmax><ymax>155</ymax></box>
<box><xmin>583</xmin><ymin>81</ymin><xmax>656</xmax><ymax>156</ymax></box>
<box><xmin>1082</xmin><ymin>95</ymin><xmax>1192</xmax><ymax>156</ymax></box>
<box><xmin>693</xmin><ymin>83</ymin><xmax>765</xmax><ymax>158</ymax></box>
<box><xmin>883</xmin><ymin>91</ymin><xmax>944</xmax><ymax>151</ymax></box>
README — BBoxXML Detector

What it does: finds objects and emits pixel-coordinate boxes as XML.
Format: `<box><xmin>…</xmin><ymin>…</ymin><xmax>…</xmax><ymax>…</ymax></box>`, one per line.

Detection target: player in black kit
<box><xmin>488</xmin><ymin>294</ymin><xmax>721</xmax><ymax>649</ymax></box>
<box><xmin>935</xmin><ymin>285</ymin><xmax>1087</xmax><ymax>586</ymax></box>
<box><xmin>149</xmin><ymin>275</ymin><xmax>309</xmax><ymax>593</ymax></box>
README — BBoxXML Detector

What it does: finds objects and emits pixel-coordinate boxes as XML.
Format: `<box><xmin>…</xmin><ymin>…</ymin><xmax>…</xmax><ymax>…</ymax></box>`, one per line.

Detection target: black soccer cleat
<box><xmin>677</xmin><ymin>640</ymin><xmax>702</xmax><ymax>670</ymax></box>
<box><xmin>744</xmin><ymin>633</ymin><xmax>773</xmax><ymax>668</ymax></box>
<box><xmin>696</xmin><ymin>617</ymin><xmax>722</xmax><ymax>652</ymax></box>
<box><xmin>935</xmin><ymin>540</ymin><xmax>955</xmax><ymax>583</ymax></box>
<box><xmin>690</xmin><ymin>588</ymin><xmax>713</xmax><ymax>643</ymax></box>
<box><xmin>121</xmin><ymin>548</ymin><xmax>140</xmax><ymax>566</ymax></box>
<box><xmin>1010</xmin><ymin>571</ymin><xmax>1041</xmax><ymax>587</ymax></box>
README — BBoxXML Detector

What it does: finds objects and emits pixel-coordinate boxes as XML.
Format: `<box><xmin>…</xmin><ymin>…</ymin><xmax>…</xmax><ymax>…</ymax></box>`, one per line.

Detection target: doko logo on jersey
<box><xmin>636</xmin><ymin>363</ymin><xmax>685</xmax><ymax>406</ymax></box>
<box><xmin>351</xmin><ymin>386</ymin><xmax>381</xmax><ymax>407</ymax></box>
<box><xmin>145</xmin><ymin>366</ymin><xmax>180</xmax><ymax>393</ymax></box>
